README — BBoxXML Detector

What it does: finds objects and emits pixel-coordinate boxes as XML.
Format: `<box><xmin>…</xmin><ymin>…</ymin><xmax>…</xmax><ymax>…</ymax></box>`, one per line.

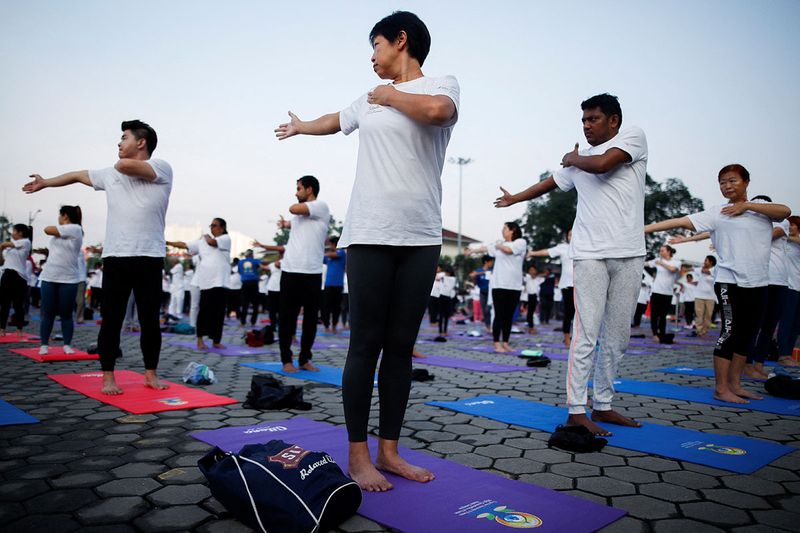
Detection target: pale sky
<box><xmin>2</xmin><ymin>0</ymin><xmax>798</xmax><ymax>263</ymax></box>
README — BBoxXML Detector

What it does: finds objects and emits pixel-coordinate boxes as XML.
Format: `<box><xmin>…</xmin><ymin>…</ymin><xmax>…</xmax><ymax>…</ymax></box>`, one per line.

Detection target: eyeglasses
<box><xmin>209</xmin><ymin>223</ymin><xmax>220</xmax><ymax>228</ymax></box>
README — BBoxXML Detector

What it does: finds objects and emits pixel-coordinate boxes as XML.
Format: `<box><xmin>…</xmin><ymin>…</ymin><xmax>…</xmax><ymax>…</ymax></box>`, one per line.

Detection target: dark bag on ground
<box><xmin>244</xmin><ymin>375</ymin><xmax>312</xmax><ymax>410</ymax></box>
<box><xmin>198</xmin><ymin>440</ymin><xmax>362</xmax><ymax>533</ymax></box>
<box><xmin>548</xmin><ymin>424</ymin><xmax>607</xmax><ymax>452</ymax></box>
<box><xmin>765</xmin><ymin>374</ymin><xmax>800</xmax><ymax>399</ymax></box>
<box><xmin>411</xmin><ymin>368</ymin><xmax>435</xmax><ymax>382</ymax></box>
<box><xmin>246</xmin><ymin>325</ymin><xmax>275</xmax><ymax>347</ymax></box>
<box><xmin>168</xmin><ymin>322</ymin><xmax>195</xmax><ymax>335</ymax></box>
<box><xmin>525</xmin><ymin>355</ymin><xmax>551</xmax><ymax>367</ymax></box>
<box><xmin>83</xmin><ymin>308</ymin><xmax>94</xmax><ymax>321</ymax></box>
<box><xmin>659</xmin><ymin>333</ymin><xmax>675</xmax><ymax>344</ymax></box>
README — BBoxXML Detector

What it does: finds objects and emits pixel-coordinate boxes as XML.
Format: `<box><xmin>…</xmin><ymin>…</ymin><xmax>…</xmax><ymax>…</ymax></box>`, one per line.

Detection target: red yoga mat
<box><xmin>0</xmin><ymin>333</ymin><xmax>37</xmax><ymax>343</ymax></box>
<box><xmin>10</xmin><ymin>347</ymin><xmax>98</xmax><ymax>362</ymax></box>
<box><xmin>48</xmin><ymin>370</ymin><xmax>237</xmax><ymax>414</ymax></box>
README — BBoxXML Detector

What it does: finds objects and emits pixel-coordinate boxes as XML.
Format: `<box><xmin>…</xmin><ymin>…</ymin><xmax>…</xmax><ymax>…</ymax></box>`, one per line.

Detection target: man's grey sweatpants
<box><xmin>567</xmin><ymin>256</ymin><xmax>644</xmax><ymax>415</ymax></box>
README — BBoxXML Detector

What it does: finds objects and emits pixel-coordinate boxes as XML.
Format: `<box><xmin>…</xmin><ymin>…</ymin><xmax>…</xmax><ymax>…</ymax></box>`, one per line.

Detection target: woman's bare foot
<box><xmin>528</xmin><ymin>328</ymin><xmax>538</xmax><ymax>335</ymax></box>
<box><xmin>732</xmin><ymin>387</ymin><xmax>762</xmax><ymax>400</ymax></box>
<box><xmin>714</xmin><ymin>389</ymin><xmax>749</xmax><ymax>404</ymax></box>
<box><xmin>144</xmin><ymin>370</ymin><xmax>169</xmax><ymax>390</ymax></box>
<box><xmin>652</xmin><ymin>335</ymin><xmax>660</xmax><ymax>343</ymax></box>
<box><xmin>282</xmin><ymin>362</ymin><xmax>299</xmax><ymax>373</ymax></box>
<box><xmin>212</xmin><ymin>343</ymin><xmax>226</xmax><ymax>349</ymax></box>
<box><xmin>493</xmin><ymin>342</ymin><xmax>508</xmax><ymax>353</ymax></box>
<box><xmin>563</xmin><ymin>333</ymin><xmax>571</xmax><ymax>346</ymax></box>
<box><xmin>196</xmin><ymin>338</ymin><xmax>208</xmax><ymax>350</ymax></box>
<box><xmin>743</xmin><ymin>365</ymin><xmax>769</xmax><ymax>380</ymax></box>
<box><xmin>101</xmin><ymin>372</ymin><xmax>123</xmax><ymax>395</ymax></box>
<box><xmin>300</xmin><ymin>362</ymin><xmax>320</xmax><ymax>372</ymax></box>
<box><xmin>411</xmin><ymin>349</ymin><xmax>426</xmax><ymax>359</ymax></box>
<box><xmin>566</xmin><ymin>413</ymin><xmax>611</xmax><ymax>436</ymax></box>
<box><xmin>502</xmin><ymin>342</ymin><xmax>513</xmax><ymax>352</ymax></box>
<box><xmin>348</xmin><ymin>443</ymin><xmax>392</xmax><ymax>492</ymax></box>
<box><xmin>375</xmin><ymin>448</ymin><xmax>434</xmax><ymax>484</ymax></box>
<box><xmin>592</xmin><ymin>409</ymin><xmax>642</xmax><ymax>428</ymax></box>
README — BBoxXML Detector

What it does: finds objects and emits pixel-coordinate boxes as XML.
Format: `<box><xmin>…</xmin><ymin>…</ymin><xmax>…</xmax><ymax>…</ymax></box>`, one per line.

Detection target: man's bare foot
<box><xmin>493</xmin><ymin>342</ymin><xmax>508</xmax><ymax>353</ymax></box>
<box><xmin>592</xmin><ymin>409</ymin><xmax>642</xmax><ymax>428</ymax></box>
<box><xmin>212</xmin><ymin>343</ymin><xmax>226</xmax><ymax>349</ymax></box>
<box><xmin>101</xmin><ymin>372</ymin><xmax>123</xmax><ymax>395</ymax></box>
<box><xmin>375</xmin><ymin>449</ymin><xmax>435</xmax><ymax>484</ymax></box>
<box><xmin>282</xmin><ymin>362</ymin><xmax>299</xmax><ymax>373</ymax></box>
<box><xmin>714</xmin><ymin>390</ymin><xmax>750</xmax><ymax>404</ymax></box>
<box><xmin>732</xmin><ymin>387</ymin><xmax>762</xmax><ymax>400</ymax></box>
<box><xmin>196</xmin><ymin>338</ymin><xmax>208</xmax><ymax>350</ymax></box>
<box><xmin>300</xmin><ymin>362</ymin><xmax>320</xmax><ymax>372</ymax></box>
<box><xmin>348</xmin><ymin>444</ymin><xmax>392</xmax><ymax>492</ymax></box>
<box><xmin>144</xmin><ymin>370</ymin><xmax>170</xmax><ymax>390</ymax></box>
<box><xmin>743</xmin><ymin>365</ymin><xmax>768</xmax><ymax>380</ymax></box>
<box><xmin>412</xmin><ymin>349</ymin><xmax>426</xmax><ymax>358</ymax></box>
<box><xmin>566</xmin><ymin>413</ymin><xmax>611</xmax><ymax>436</ymax></box>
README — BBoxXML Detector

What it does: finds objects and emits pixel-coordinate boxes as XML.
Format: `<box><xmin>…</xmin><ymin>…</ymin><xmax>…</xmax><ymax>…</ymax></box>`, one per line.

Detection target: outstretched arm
<box><xmin>166</xmin><ymin>241</ymin><xmax>189</xmax><ymax>250</ymax></box>
<box><xmin>275</xmin><ymin>111</ymin><xmax>341</xmax><ymax>140</ymax></box>
<box><xmin>115</xmin><ymin>159</ymin><xmax>157</xmax><ymax>182</ymax></box>
<box><xmin>561</xmin><ymin>145</ymin><xmax>632</xmax><ymax>175</ymax></box>
<box><xmin>494</xmin><ymin>176</ymin><xmax>558</xmax><ymax>208</ymax></box>
<box><xmin>527</xmin><ymin>248</ymin><xmax>550</xmax><ymax>258</ymax></box>
<box><xmin>22</xmin><ymin>171</ymin><xmax>91</xmax><ymax>193</ymax></box>
<box><xmin>367</xmin><ymin>86</ymin><xmax>456</xmax><ymax>126</ymax></box>
<box><xmin>645</xmin><ymin>216</ymin><xmax>696</xmax><ymax>234</ymax></box>
<box><xmin>721</xmin><ymin>201</ymin><xmax>790</xmax><ymax>221</ymax></box>
<box><xmin>252</xmin><ymin>240</ymin><xmax>285</xmax><ymax>253</ymax></box>
<box><xmin>668</xmin><ymin>231</ymin><xmax>710</xmax><ymax>245</ymax></box>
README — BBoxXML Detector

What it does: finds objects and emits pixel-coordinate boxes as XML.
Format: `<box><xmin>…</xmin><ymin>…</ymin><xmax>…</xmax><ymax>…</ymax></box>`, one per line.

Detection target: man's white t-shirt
<box><xmin>89</xmin><ymin>158</ymin><xmax>173</xmax><ymax>258</ymax></box>
<box><xmin>678</xmin><ymin>278</ymin><xmax>696</xmax><ymax>303</ymax></box>
<box><xmin>553</xmin><ymin>127</ymin><xmax>648</xmax><ymax>260</ymax></box>
<box><xmin>169</xmin><ymin>263</ymin><xmax>184</xmax><ymax>293</ymax></box>
<box><xmin>548</xmin><ymin>242</ymin><xmax>574</xmax><ymax>288</ymax></box>
<box><xmin>688</xmin><ymin>203</ymin><xmax>773</xmax><ymax>288</ymax></box>
<box><xmin>40</xmin><ymin>224</ymin><xmax>83</xmax><ymax>284</ymax></box>
<box><xmin>431</xmin><ymin>271</ymin><xmax>443</xmax><ymax>298</ymax></box>
<box><xmin>693</xmin><ymin>267</ymin><xmax>717</xmax><ymax>301</ymax></box>
<box><xmin>188</xmin><ymin>235</ymin><xmax>231</xmax><ymax>290</ymax></box>
<box><xmin>525</xmin><ymin>273</ymin><xmax>544</xmax><ymax>297</ymax></box>
<box><xmin>338</xmin><ymin>75</ymin><xmax>460</xmax><ymax>247</ymax></box>
<box><xmin>281</xmin><ymin>200</ymin><xmax>329</xmax><ymax>274</ymax></box>
<box><xmin>647</xmin><ymin>257</ymin><xmax>681</xmax><ymax>295</ymax></box>
<box><xmin>183</xmin><ymin>268</ymin><xmax>194</xmax><ymax>291</ymax></box>
<box><xmin>229</xmin><ymin>269</ymin><xmax>242</xmax><ymax>290</ymax></box>
<box><xmin>266</xmin><ymin>262</ymin><xmax>282</xmax><ymax>292</ymax></box>
<box><xmin>2</xmin><ymin>239</ymin><xmax>32</xmax><ymax>281</ymax></box>
<box><xmin>768</xmin><ymin>220</ymin><xmax>790</xmax><ymax>286</ymax></box>
<box><xmin>487</xmin><ymin>239</ymin><xmax>527</xmax><ymax>290</ymax></box>
<box><xmin>786</xmin><ymin>240</ymin><xmax>800</xmax><ymax>292</ymax></box>
<box><xmin>441</xmin><ymin>275</ymin><xmax>457</xmax><ymax>298</ymax></box>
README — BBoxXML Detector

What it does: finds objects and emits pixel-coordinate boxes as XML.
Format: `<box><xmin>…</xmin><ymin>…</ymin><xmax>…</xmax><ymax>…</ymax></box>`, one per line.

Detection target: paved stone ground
<box><xmin>1</xmin><ymin>316</ymin><xmax>799</xmax><ymax>532</ymax></box>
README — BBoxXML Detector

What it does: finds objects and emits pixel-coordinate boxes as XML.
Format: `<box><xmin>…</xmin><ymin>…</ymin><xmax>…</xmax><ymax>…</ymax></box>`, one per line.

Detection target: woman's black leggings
<box><xmin>650</xmin><ymin>293</ymin><xmax>673</xmax><ymax>338</ymax></box>
<box><xmin>0</xmin><ymin>269</ymin><xmax>27</xmax><ymax>330</ymax></box>
<box><xmin>197</xmin><ymin>287</ymin><xmax>227</xmax><ymax>344</ymax></box>
<box><xmin>526</xmin><ymin>294</ymin><xmax>538</xmax><ymax>329</ymax></box>
<box><xmin>561</xmin><ymin>287</ymin><xmax>575</xmax><ymax>334</ymax></box>
<box><xmin>492</xmin><ymin>288</ymin><xmax>521</xmax><ymax>342</ymax></box>
<box><xmin>342</xmin><ymin>244</ymin><xmax>440</xmax><ymax>442</ymax></box>
<box><xmin>437</xmin><ymin>296</ymin><xmax>452</xmax><ymax>334</ymax></box>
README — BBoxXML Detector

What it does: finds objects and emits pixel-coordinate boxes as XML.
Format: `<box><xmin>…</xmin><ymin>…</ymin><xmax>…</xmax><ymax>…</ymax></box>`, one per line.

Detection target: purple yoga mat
<box><xmin>125</xmin><ymin>331</ymin><xmax>177</xmax><ymax>337</ymax></box>
<box><xmin>415</xmin><ymin>354</ymin><xmax>536</xmax><ymax>373</ymax></box>
<box><xmin>193</xmin><ymin>418</ymin><xmax>625</xmax><ymax>532</ymax></box>
<box><xmin>169</xmin><ymin>341</ymin><xmax>276</xmax><ymax>356</ymax></box>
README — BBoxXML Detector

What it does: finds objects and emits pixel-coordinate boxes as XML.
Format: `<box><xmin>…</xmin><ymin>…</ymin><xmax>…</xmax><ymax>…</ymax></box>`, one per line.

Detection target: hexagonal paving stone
<box><xmin>577</xmin><ymin>477</ymin><xmax>636</xmax><ymax>497</ymax></box>
<box><xmin>475</xmin><ymin>444</ymin><xmax>521</xmax><ymax>459</ymax></box>
<box><xmin>662</xmin><ymin>470</ymin><xmax>721</xmax><ymax>490</ymax></box>
<box><xmin>5</xmin><ymin>463</ymin><xmax>68</xmax><ymax>480</ymax></box>
<box><xmin>573</xmin><ymin>453</ymin><xmax>626</xmax><ymax>467</ymax></box>
<box><xmin>428</xmin><ymin>440</ymin><xmax>475</xmax><ymax>454</ymax></box>
<box><xmin>197</xmin><ymin>519</ymin><xmax>254</xmax><ymax>533</ymax></box>
<box><xmin>611</xmin><ymin>495</ymin><xmax>677</xmax><ymax>520</ymax></box>
<box><xmin>50</xmin><ymin>471</ymin><xmax>113</xmax><ymax>489</ymax></box>
<box><xmin>700</xmin><ymin>488</ymin><xmax>771</xmax><ymax>510</ymax></box>
<box><xmin>4</xmin><ymin>514</ymin><xmax>81</xmax><ymax>533</ymax></box>
<box><xmin>750</xmin><ymin>509</ymin><xmax>800</xmax><ymax>531</ymax></box>
<box><xmin>0</xmin><ymin>479</ymin><xmax>50</xmax><ymax>501</ymax></box>
<box><xmin>627</xmin><ymin>456</ymin><xmax>681</xmax><ymax>472</ymax></box>
<box><xmin>653</xmin><ymin>519</ymin><xmax>726</xmax><ymax>533</ymax></box>
<box><xmin>96</xmin><ymin>478</ymin><xmax>162</xmax><ymax>497</ymax></box>
<box><xmin>70</xmin><ymin>456</ymin><xmax>127</xmax><ymax>471</ymax></box>
<box><xmin>549</xmin><ymin>462</ymin><xmax>601</xmax><ymax>478</ymax></box>
<box><xmin>0</xmin><ymin>502</ymin><xmax>25</xmax><ymax>525</ymax></box>
<box><xmin>493</xmin><ymin>457</ymin><xmax>545</xmax><ymax>475</ymax></box>
<box><xmin>448</xmin><ymin>453</ymin><xmax>493</xmax><ymax>469</ymax></box>
<box><xmin>680</xmin><ymin>502</ymin><xmax>751</xmax><ymax>527</ymax></box>
<box><xmin>147</xmin><ymin>484</ymin><xmax>211</xmax><ymax>506</ymax></box>
<box><xmin>522</xmin><ymin>448</ymin><xmax>571</xmax><ymax>464</ymax></box>
<box><xmin>133</xmin><ymin>506</ymin><xmax>212</xmax><ymax>531</ymax></box>
<box><xmin>110</xmin><ymin>462</ymin><xmax>166</xmax><ymax>478</ymax></box>
<box><xmin>75</xmin><ymin>496</ymin><xmax>150</xmax><ymax>525</ymax></box>
<box><xmin>519</xmin><ymin>472</ymin><xmax>574</xmax><ymax>490</ymax></box>
<box><xmin>598</xmin><ymin>516</ymin><xmax>647</xmax><ymax>533</ymax></box>
<box><xmin>639</xmin><ymin>482</ymin><xmax>700</xmax><ymax>503</ymax></box>
<box><xmin>605</xmin><ymin>466</ymin><xmax>660</xmax><ymax>484</ymax></box>
<box><xmin>24</xmin><ymin>489</ymin><xmax>98</xmax><ymax>513</ymax></box>
<box><xmin>722</xmin><ymin>474</ymin><xmax>786</xmax><ymax>496</ymax></box>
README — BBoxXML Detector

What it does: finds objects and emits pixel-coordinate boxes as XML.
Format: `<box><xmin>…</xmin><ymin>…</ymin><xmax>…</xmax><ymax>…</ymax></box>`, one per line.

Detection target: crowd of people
<box><xmin>5</xmin><ymin>10</ymin><xmax>796</xmax><ymax>495</ymax></box>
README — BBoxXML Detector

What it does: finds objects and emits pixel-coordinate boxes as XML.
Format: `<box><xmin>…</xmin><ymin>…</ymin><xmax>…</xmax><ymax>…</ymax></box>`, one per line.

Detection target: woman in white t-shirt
<box><xmin>437</xmin><ymin>266</ymin><xmax>457</xmax><ymax>336</ymax></box>
<box><xmin>777</xmin><ymin>216</ymin><xmax>800</xmax><ymax>366</ymax></box>
<box><xmin>274</xmin><ymin>11</ymin><xmax>459</xmax><ymax>491</ymax></box>
<box><xmin>265</xmin><ymin>258</ymin><xmax>282</xmax><ymax>329</ymax></box>
<box><xmin>37</xmin><ymin>206</ymin><xmax>84</xmax><ymax>354</ymax></box>
<box><xmin>645</xmin><ymin>245</ymin><xmax>681</xmax><ymax>342</ymax></box>
<box><xmin>645</xmin><ymin>163</ymin><xmax>790</xmax><ymax>404</ymax></box>
<box><xmin>168</xmin><ymin>218</ymin><xmax>231</xmax><ymax>350</ymax></box>
<box><xmin>0</xmin><ymin>223</ymin><xmax>33</xmax><ymax>336</ymax></box>
<box><xmin>474</xmin><ymin>222</ymin><xmax>527</xmax><ymax>352</ymax></box>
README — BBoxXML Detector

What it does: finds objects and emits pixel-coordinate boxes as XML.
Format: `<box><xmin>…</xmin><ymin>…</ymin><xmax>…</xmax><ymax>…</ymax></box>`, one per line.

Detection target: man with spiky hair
<box><xmin>23</xmin><ymin>119</ymin><xmax>173</xmax><ymax>395</ymax></box>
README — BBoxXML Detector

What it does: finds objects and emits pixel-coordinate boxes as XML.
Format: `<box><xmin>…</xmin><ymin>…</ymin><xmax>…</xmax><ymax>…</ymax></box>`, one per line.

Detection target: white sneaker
<box><xmin>39</xmin><ymin>345</ymin><xmax>49</xmax><ymax>355</ymax></box>
<box><xmin>63</xmin><ymin>345</ymin><xmax>75</xmax><ymax>355</ymax></box>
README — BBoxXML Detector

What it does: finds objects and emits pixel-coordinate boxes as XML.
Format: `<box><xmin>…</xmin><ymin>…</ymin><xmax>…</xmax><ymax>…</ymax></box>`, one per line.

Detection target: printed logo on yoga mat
<box><xmin>682</xmin><ymin>441</ymin><xmax>747</xmax><ymax>456</ymax></box>
<box><xmin>269</xmin><ymin>444</ymin><xmax>310</xmax><ymax>469</ymax></box>
<box><xmin>243</xmin><ymin>425</ymin><xmax>288</xmax><ymax>435</ymax></box>
<box><xmin>465</xmin><ymin>400</ymin><xmax>495</xmax><ymax>406</ymax></box>
<box><xmin>157</xmin><ymin>398</ymin><xmax>189</xmax><ymax>406</ymax></box>
<box><xmin>460</xmin><ymin>500</ymin><xmax>542</xmax><ymax>529</ymax></box>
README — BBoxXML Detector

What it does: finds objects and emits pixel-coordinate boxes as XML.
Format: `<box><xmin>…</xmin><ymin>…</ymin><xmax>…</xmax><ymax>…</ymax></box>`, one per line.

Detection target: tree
<box><xmin>520</xmin><ymin>172</ymin><xmax>704</xmax><ymax>258</ymax></box>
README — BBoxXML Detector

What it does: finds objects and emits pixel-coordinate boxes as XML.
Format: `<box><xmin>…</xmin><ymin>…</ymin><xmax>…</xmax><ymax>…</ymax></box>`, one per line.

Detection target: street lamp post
<box><xmin>448</xmin><ymin>157</ymin><xmax>473</xmax><ymax>254</ymax></box>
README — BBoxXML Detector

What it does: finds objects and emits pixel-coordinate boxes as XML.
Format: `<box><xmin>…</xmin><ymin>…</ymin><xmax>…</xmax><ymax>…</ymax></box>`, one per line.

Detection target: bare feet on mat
<box><xmin>592</xmin><ymin>409</ymin><xmax>642</xmax><ymax>428</ymax></box>
<box><xmin>412</xmin><ymin>349</ymin><xmax>426</xmax><ymax>358</ymax></box>
<box><xmin>144</xmin><ymin>370</ymin><xmax>169</xmax><ymax>390</ymax></box>
<box><xmin>743</xmin><ymin>365</ymin><xmax>768</xmax><ymax>380</ymax></box>
<box><xmin>101</xmin><ymin>372</ymin><xmax>123</xmax><ymax>395</ymax></box>
<box><xmin>563</xmin><ymin>333</ymin><xmax>571</xmax><ymax>346</ymax></box>
<box><xmin>376</xmin><ymin>450</ymin><xmax>435</xmax><ymax>484</ymax></box>
<box><xmin>778</xmin><ymin>356</ymin><xmax>800</xmax><ymax>367</ymax></box>
<box><xmin>282</xmin><ymin>362</ymin><xmax>299</xmax><ymax>373</ymax></box>
<box><xmin>502</xmin><ymin>342</ymin><xmax>513</xmax><ymax>352</ymax></box>
<box><xmin>528</xmin><ymin>328</ymin><xmax>538</xmax><ymax>335</ymax></box>
<box><xmin>714</xmin><ymin>390</ymin><xmax>749</xmax><ymax>404</ymax></box>
<box><xmin>566</xmin><ymin>413</ymin><xmax>611</xmax><ymax>436</ymax></box>
<box><xmin>300</xmin><ymin>362</ymin><xmax>319</xmax><ymax>372</ymax></box>
<box><xmin>493</xmin><ymin>342</ymin><xmax>507</xmax><ymax>353</ymax></box>
<box><xmin>212</xmin><ymin>343</ymin><xmax>226</xmax><ymax>350</ymax></box>
<box><xmin>349</xmin><ymin>444</ymin><xmax>393</xmax><ymax>492</ymax></box>
<box><xmin>732</xmin><ymin>387</ymin><xmax>762</xmax><ymax>400</ymax></box>
<box><xmin>196</xmin><ymin>338</ymin><xmax>208</xmax><ymax>350</ymax></box>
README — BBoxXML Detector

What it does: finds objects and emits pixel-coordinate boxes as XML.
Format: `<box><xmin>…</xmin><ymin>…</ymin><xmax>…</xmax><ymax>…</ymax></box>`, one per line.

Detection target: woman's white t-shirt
<box><xmin>786</xmin><ymin>240</ymin><xmax>800</xmax><ymax>291</ymax></box>
<box><xmin>693</xmin><ymin>267</ymin><xmax>717</xmax><ymax>301</ymax></box>
<box><xmin>548</xmin><ymin>242</ymin><xmax>574</xmax><ymax>288</ymax></box>
<box><xmin>266</xmin><ymin>263</ymin><xmax>282</xmax><ymax>292</ymax></box>
<box><xmin>768</xmin><ymin>220</ymin><xmax>790</xmax><ymax>286</ymax></box>
<box><xmin>488</xmin><ymin>239</ymin><xmax>526</xmax><ymax>290</ymax></box>
<box><xmin>688</xmin><ymin>203</ymin><xmax>773</xmax><ymax>288</ymax></box>
<box><xmin>338</xmin><ymin>75</ymin><xmax>460</xmax><ymax>247</ymax></box>
<box><xmin>441</xmin><ymin>275</ymin><xmax>457</xmax><ymax>298</ymax></box>
<box><xmin>3</xmin><ymin>238</ymin><xmax>32</xmax><ymax>281</ymax></box>
<box><xmin>647</xmin><ymin>257</ymin><xmax>681</xmax><ymax>295</ymax></box>
<box><xmin>40</xmin><ymin>224</ymin><xmax>83</xmax><ymax>284</ymax></box>
<box><xmin>638</xmin><ymin>274</ymin><xmax>653</xmax><ymax>304</ymax></box>
<box><xmin>189</xmin><ymin>235</ymin><xmax>231</xmax><ymax>290</ymax></box>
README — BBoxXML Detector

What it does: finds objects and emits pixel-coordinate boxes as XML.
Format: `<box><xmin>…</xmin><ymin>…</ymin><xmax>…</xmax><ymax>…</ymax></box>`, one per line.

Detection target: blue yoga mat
<box><xmin>428</xmin><ymin>396</ymin><xmax>792</xmax><ymax>474</ymax></box>
<box><xmin>606</xmin><ymin>378</ymin><xmax>800</xmax><ymax>416</ymax></box>
<box><xmin>241</xmin><ymin>362</ymin><xmax>376</xmax><ymax>387</ymax></box>
<box><xmin>657</xmin><ymin>366</ymin><xmax>765</xmax><ymax>381</ymax></box>
<box><xmin>0</xmin><ymin>399</ymin><xmax>39</xmax><ymax>426</ymax></box>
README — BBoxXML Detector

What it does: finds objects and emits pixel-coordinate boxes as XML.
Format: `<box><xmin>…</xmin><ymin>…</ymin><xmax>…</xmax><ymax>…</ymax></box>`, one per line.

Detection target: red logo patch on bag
<box><xmin>268</xmin><ymin>444</ymin><xmax>310</xmax><ymax>469</ymax></box>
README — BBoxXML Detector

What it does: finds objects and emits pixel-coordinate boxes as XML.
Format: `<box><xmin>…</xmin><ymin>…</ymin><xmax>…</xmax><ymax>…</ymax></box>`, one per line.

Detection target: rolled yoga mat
<box><xmin>428</xmin><ymin>395</ymin><xmax>793</xmax><ymax>474</ymax></box>
<box><xmin>192</xmin><ymin>417</ymin><xmax>626</xmax><ymax>533</ymax></box>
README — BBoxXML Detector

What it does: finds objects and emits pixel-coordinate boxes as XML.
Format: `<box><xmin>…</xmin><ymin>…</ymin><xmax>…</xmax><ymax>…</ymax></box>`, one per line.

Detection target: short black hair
<box><xmin>213</xmin><ymin>217</ymin><xmax>228</xmax><ymax>235</ymax></box>
<box><xmin>298</xmin><ymin>175</ymin><xmax>320</xmax><ymax>196</ymax></box>
<box><xmin>328</xmin><ymin>236</ymin><xmax>340</xmax><ymax>245</ymax></box>
<box><xmin>505</xmin><ymin>221</ymin><xmax>523</xmax><ymax>241</ymax></box>
<box><xmin>705</xmin><ymin>255</ymin><xmax>717</xmax><ymax>266</ymax></box>
<box><xmin>12</xmin><ymin>223</ymin><xmax>31</xmax><ymax>239</ymax></box>
<box><xmin>370</xmin><ymin>11</ymin><xmax>431</xmax><ymax>66</ymax></box>
<box><xmin>121</xmin><ymin>119</ymin><xmax>157</xmax><ymax>156</ymax></box>
<box><xmin>60</xmin><ymin>205</ymin><xmax>82</xmax><ymax>225</ymax></box>
<box><xmin>581</xmin><ymin>93</ymin><xmax>622</xmax><ymax>126</ymax></box>
<box><xmin>718</xmin><ymin>164</ymin><xmax>750</xmax><ymax>183</ymax></box>
<box><xmin>751</xmin><ymin>194</ymin><xmax>772</xmax><ymax>202</ymax></box>
<box><xmin>482</xmin><ymin>255</ymin><xmax>494</xmax><ymax>264</ymax></box>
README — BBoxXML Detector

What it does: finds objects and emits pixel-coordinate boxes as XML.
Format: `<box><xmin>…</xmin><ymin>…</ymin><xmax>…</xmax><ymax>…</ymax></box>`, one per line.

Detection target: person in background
<box><xmin>238</xmin><ymin>249</ymin><xmax>263</xmax><ymax>327</ymax></box>
<box><xmin>322</xmin><ymin>236</ymin><xmax>346</xmax><ymax>333</ymax></box>
<box><xmin>0</xmin><ymin>224</ymin><xmax>33</xmax><ymax>336</ymax></box>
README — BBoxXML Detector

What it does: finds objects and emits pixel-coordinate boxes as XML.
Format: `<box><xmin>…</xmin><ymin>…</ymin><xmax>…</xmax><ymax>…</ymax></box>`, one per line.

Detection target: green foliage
<box><xmin>520</xmin><ymin>172</ymin><xmax>704</xmax><ymax>258</ymax></box>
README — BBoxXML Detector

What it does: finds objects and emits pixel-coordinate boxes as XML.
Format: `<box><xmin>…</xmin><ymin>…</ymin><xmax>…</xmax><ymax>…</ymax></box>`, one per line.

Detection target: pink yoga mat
<box><xmin>10</xmin><ymin>347</ymin><xmax>97</xmax><ymax>362</ymax></box>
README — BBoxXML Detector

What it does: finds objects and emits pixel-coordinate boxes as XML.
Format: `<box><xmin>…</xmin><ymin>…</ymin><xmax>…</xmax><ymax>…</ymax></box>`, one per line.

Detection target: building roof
<box><xmin>442</xmin><ymin>228</ymin><xmax>480</xmax><ymax>244</ymax></box>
